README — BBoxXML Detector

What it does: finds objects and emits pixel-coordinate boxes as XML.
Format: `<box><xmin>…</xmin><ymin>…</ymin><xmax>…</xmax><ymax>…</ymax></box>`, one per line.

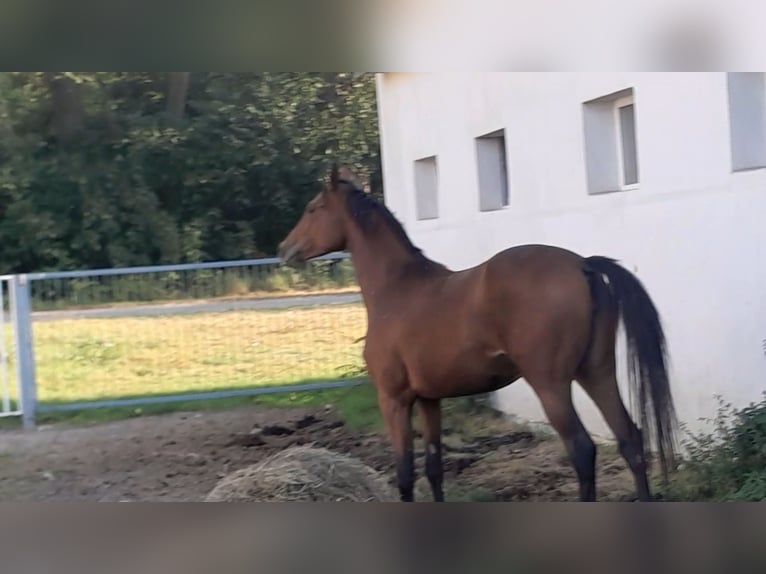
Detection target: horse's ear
<box><xmin>338</xmin><ymin>165</ymin><xmax>356</xmax><ymax>182</ymax></box>
<box><xmin>329</xmin><ymin>163</ymin><xmax>340</xmax><ymax>191</ymax></box>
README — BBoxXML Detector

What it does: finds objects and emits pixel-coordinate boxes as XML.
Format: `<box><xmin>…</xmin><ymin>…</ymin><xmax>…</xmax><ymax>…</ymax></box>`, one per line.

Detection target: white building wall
<box><xmin>376</xmin><ymin>72</ymin><xmax>766</xmax><ymax>437</ymax></box>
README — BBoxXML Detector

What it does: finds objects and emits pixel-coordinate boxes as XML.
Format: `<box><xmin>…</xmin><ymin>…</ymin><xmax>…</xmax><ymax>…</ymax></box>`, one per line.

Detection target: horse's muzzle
<box><xmin>278</xmin><ymin>241</ymin><xmax>303</xmax><ymax>267</ymax></box>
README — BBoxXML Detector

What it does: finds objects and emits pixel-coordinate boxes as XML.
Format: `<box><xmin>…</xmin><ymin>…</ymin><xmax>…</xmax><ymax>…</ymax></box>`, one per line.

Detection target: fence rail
<box><xmin>23</xmin><ymin>252</ymin><xmax>355</xmax><ymax>311</ymax></box>
<box><xmin>2</xmin><ymin>253</ymin><xmax>368</xmax><ymax>428</ymax></box>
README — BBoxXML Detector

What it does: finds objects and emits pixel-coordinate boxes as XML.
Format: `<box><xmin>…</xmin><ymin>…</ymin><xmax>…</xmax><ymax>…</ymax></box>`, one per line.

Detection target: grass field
<box><xmin>34</xmin><ymin>382</ymin><xmax>384</xmax><ymax>428</ymax></box>
<box><xmin>3</xmin><ymin>303</ymin><xmax>368</xmax><ymax>412</ymax></box>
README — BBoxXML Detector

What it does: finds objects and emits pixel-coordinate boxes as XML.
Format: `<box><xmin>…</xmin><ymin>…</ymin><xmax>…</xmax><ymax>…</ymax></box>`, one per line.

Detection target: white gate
<box><xmin>0</xmin><ymin>275</ymin><xmax>36</xmax><ymax>427</ymax></box>
<box><xmin>0</xmin><ymin>255</ymin><xmax>357</xmax><ymax>430</ymax></box>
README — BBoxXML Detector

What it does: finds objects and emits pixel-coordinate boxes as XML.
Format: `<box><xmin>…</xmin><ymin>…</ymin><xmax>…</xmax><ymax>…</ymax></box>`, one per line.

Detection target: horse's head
<box><xmin>278</xmin><ymin>164</ymin><xmax>353</xmax><ymax>267</ymax></box>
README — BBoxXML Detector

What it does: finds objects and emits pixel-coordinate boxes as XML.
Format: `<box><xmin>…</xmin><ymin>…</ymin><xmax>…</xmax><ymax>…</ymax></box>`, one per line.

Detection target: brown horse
<box><xmin>279</xmin><ymin>165</ymin><xmax>678</xmax><ymax>502</ymax></box>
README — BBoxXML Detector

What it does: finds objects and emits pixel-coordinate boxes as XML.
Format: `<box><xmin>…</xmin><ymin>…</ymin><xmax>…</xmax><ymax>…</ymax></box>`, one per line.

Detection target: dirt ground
<box><xmin>0</xmin><ymin>404</ymin><xmax>638</xmax><ymax>502</ymax></box>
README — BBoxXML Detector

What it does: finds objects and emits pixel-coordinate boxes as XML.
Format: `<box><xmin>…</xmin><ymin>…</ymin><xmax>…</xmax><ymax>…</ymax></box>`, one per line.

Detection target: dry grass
<box><xmin>4</xmin><ymin>303</ymin><xmax>367</xmax><ymax>405</ymax></box>
<box><xmin>205</xmin><ymin>445</ymin><xmax>396</xmax><ymax>502</ymax></box>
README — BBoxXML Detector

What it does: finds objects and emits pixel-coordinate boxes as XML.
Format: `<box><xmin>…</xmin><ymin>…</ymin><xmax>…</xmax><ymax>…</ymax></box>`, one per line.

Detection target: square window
<box><xmin>583</xmin><ymin>88</ymin><xmax>639</xmax><ymax>194</ymax></box>
<box><xmin>413</xmin><ymin>156</ymin><xmax>439</xmax><ymax>220</ymax></box>
<box><xmin>476</xmin><ymin>129</ymin><xmax>509</xmax><ymax>211</ymax></box>
<box><xmin>617</xmin><ymin>100</ymin><xmax>639</xmax><ymax>186</ymax></box>
<box><xmin>727</xmin><ymin>72</ymin><xmax>766</xmax><ymax>171</ymax></box>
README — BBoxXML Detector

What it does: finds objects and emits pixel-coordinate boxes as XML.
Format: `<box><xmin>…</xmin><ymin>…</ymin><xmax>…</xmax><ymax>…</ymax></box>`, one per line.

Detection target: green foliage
<box><xmin>668</xmin><ymin>392</ymin><xmax>766</xmax><ymax>501</ymax></box>
<box><xmin>0</xmin><ymin>72</ymin><xmax>381</xmax><ymax>274</ymax></box>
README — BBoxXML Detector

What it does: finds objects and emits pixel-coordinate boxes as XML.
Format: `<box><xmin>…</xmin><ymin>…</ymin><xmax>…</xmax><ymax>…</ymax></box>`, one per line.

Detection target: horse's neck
<box><xmin>349</xmin><ymin>234</ymin><xmax>411</xmax><ymax>295</ymax></box>
<box><xmin>347</xmin><ymin>226</ymin><xmax>446</xmax><ymax>309</ymax></box>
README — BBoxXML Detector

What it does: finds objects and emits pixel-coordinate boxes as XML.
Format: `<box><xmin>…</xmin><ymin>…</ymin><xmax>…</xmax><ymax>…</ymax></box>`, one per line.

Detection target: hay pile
<box><xmin>205</xmin><ymin>445</ymin><xmax>396</xmax><ymax>502</ymax></box>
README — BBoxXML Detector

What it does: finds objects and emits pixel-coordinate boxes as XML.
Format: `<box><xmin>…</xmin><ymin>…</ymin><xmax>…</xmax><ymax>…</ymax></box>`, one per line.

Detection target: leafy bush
<box><xmin>668</xmin><ymin>392</ymin><xmax>766</xmax><ymax>501</ymax></box>
<box><xmin>0</xmin><ymin>72</ymin><xmax>381</xmax><ymax>274</ymax></box>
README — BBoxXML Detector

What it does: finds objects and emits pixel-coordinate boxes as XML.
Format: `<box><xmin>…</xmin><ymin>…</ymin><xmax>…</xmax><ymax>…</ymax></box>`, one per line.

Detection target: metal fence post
<box><xmin>10</xmin><ymin>274</ymin><xmax>37</xmax><ymax>429</ymax></box>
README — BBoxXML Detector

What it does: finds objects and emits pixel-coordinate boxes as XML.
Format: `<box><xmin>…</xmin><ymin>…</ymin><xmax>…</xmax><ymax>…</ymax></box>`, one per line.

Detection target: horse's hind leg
<box><xmin>532</xmin><ymin>382</ymin><xmax>597</xmax><ymax>501</ymax></box>
<box><xmin>577</xmin><ymin>306</ymin><xmax>653</xmax><ymax>501</ymax></box>
<box><xmin>578</xmin><ymin>365</ymin><xmax>653</xmax><ymax>501</ymax></box>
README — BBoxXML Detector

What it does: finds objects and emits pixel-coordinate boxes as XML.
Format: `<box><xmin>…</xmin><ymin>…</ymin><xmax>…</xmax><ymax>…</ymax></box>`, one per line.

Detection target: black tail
<box><xmin>584</xmin><ymin>256</ymin><xmax>679</xmax><ymax>480</ymax></box>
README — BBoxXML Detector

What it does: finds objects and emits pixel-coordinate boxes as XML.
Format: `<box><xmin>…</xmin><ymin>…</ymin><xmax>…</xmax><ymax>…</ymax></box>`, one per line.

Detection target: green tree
<box><xmin>0</xmin><ymin>72</ymin><xmax>381</xmax><ymax>273</ymax></box>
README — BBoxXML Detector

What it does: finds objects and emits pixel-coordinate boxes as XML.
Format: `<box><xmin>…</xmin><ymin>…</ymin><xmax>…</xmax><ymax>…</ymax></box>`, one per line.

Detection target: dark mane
<box><xmin>341</xmin><ymin>180</ymin><xmax>423</xmax><ymax>256</ymax></box>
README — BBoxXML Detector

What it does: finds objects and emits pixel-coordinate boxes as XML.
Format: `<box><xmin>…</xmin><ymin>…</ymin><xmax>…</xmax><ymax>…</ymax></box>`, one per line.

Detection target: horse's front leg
<box><xmin>417</xmin><ymin>398</ymin><xmax>444</xmax><ymax>502</ymax></box>
<box><xmin>377</xmin><ymin>388</ymin><xmax>416</xmax><ymax>502</ymax></box>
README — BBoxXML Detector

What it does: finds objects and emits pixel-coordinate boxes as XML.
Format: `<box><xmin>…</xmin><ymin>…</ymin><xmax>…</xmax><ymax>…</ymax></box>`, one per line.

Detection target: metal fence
<box><xmin>0</xmin><ymin>277</ymin><xmax>22</xmax><ymax>420</ymax></box>
<box><xmin>2</xmin><ymin>253</ymin><xmax>368</xmax><ymax>428</ymax></box>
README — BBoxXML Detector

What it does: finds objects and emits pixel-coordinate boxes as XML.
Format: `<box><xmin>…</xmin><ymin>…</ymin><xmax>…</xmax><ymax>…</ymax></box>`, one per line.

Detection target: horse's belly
<box><xmin>409</xmin><ymin>347</ymin><xmax>520</xmax><ymax>399</ymax></box>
